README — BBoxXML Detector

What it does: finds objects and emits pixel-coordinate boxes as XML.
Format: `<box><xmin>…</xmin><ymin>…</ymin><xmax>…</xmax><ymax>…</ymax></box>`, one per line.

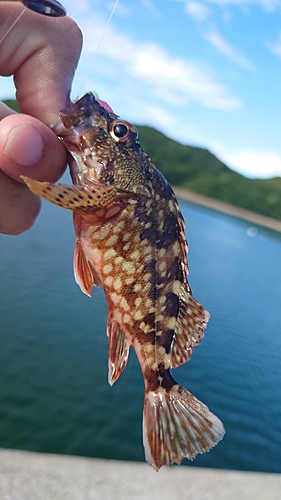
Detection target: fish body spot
<box><xmin>135</xmin><ymin>310</ymin><xmax>144</xmax><ymax>321</ymax></box>
<box><xmin>104</xmin><ymin>275</ymin><xmax>113</xmax><ymax>287</ymax></box>
<box><xmin>135</xmin><ymin>297</ymin><xmax>142</xmax><ymax>307</ymax></box>
<box><xmin>120</xmin><ymin>297</ymin><xmax>130</xmax><ymax>311</ymax></box>
<box><xmin>115</xmin><ymin>256</ymin><xmax>124</xmax><ymax>265</ymax></box>
<box><xmin>143</xmin><ymin>283</ymin><xmax>151</xmax><ymax>293</ymax></box>
<box><xmin>145</xmin><ymin>298</ymin><xmax>153</xmax><ymax>308</ymax></box>
<box><xmin>114</xmin><ymin>277</ymin><xmax>122</xmax><ymax>291</ymax></box>
<box><xmin>159</xmin><ymin>261</ymin><xmax>167</xmax><ymax>273</ymax></box>
<box><xmin>143</xmin><ymin>273</ymin><xmax>151</xmax><ymax>282</ymax></box>
<box><xmin>166</xmin><ymin>317</ymin><xmax>176</xmax><ymax>329</ymax></box>
<box><xmin>106</xmin><ymin>234</ymin><xmax>118</xmax><ymax>247</ymax></box>
<box><xmin>104</xmin><ymin>248</ymin><xmax>117</xmax><ymax>260</ymax></box>
<box><xmin>156</xmin><ymin>314</ymin><xmax>164</xmax><ymax>322</ymax></box>
<box><xmin>113</xmin><ymin>220</ymin><xmax>125</xmax><ymax>233</ymax></box>
<box><xmin>140</xmin><ymin>322</ymin><xmax>152</xmax><ymax>334</ymax></box>
<box><xmin>125</xmin><ymin>277</ymin><xmax>135</xmax><ymax>285</ymax></box>
<box><xmin>131</xmin><ymin>250</ymin><xmax>140</xmax><ymax>260</ymax></box>
<box><xmin>111</xmin><ymin>293</ymin><xmax>121</xmax><ymax>306</ymax></box>
<box><xmin>123</xmin><ymin>313</ymin><xmax>131</xmax><ymax>323</ymax></box>
<box><xmin>172</xmin><ymin>280</ymin><xmax>181</xmax><ymax>294</ymax></box>
<box><xmin>144</xmin><ymin>343</ymin><xmax>154</xmax><ymax>354</ymax></box>
<box><xmin>103</xmin><ymin>263</ymin><xmax>113</xmax><ymax>274</ymax></box>
<box><xmin>122</xmin><ymin>232</ymin><xmax>131</xmax><ymax>242</ymax></box>
<box><xmin>122</xmin><ymin>261</ymin><xmax>135</xmax><ymax>274</ymax></box>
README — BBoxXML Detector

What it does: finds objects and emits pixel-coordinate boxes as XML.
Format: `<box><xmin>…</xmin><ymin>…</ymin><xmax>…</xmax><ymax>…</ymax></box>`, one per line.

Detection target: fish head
<box><xmin>53</xmin><ymin>92</ymin><xmax>151</xmax><ymax>197</ymax></box>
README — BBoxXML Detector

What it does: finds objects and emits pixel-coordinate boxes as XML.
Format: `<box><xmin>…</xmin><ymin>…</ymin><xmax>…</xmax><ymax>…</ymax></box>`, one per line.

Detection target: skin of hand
<box><xmin>0</xmin><ymin>4</ymin><xmax>82</xmax><ymax>235</ymax></box>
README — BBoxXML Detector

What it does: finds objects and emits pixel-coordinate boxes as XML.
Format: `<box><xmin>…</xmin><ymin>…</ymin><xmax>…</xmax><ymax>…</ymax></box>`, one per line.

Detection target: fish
<box><xmin>22</xmin><ymin>92</ymin><xmax>225</xmax><ymax>470</ymax></box>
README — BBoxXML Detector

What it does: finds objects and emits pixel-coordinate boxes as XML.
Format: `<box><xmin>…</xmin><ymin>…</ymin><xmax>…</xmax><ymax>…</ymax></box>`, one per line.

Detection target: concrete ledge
<box><xmin>0</xmin><ymin>449</ymin><xmax>280</xmax><ymax>500</ymax></box>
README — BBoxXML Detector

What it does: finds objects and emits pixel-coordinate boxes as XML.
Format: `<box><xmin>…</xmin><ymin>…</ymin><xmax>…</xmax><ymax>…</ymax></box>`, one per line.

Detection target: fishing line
<box><xmin>0</xmin><ymin>7</ymin><xmax>27</xmax><ymax>45</ymax></box>
<box><xmin>94</xmin><ymin>0</ymin><xmax>120</xmax><ymax>61</ymax></box>
<box><xmin>78</xmin><ymin>0</ymin><xmax>120</xmax><ymax>99</ymax></box>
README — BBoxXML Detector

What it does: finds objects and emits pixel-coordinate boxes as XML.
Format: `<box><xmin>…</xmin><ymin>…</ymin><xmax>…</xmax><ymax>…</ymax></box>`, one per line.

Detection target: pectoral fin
<box><xmin>21</xmin><ymin>176</ymin><xmax>116</xmax><ymax>211</ymax></box>
<box><xmin>170</xmin><ymin>287</ymin><xmax>210</xmax><ymax>368</ymax></box>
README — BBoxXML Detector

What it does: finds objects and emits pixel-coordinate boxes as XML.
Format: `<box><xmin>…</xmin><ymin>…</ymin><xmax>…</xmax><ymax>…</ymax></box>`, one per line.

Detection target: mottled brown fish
<box><xmin>23</xmin><ymin>92</ymin><xmax>225</xmax><ymax>470</ymax></box>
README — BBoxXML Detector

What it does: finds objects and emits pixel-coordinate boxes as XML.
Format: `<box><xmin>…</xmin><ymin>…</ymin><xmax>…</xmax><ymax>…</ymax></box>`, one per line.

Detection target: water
<box><xmin>0</xmin><ymin>198</ymin><xmax>281</xmax><ymax>472</ymax></box>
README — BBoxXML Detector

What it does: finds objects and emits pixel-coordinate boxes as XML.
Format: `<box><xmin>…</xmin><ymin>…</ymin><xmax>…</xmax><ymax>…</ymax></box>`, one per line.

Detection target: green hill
<box><xmin>3</xmin><ymin>99</ymin><xmax>20</xmax><ymax>113</ymax></box>
<box><xmin>137</xmin><ymin>126</ymin><xmax>281</xmax><ymax>220</ymax></box>
<box><xmin>4</xmin><ymin>99</ymin><xmax>281</xmax><ymax>220</ymax></box>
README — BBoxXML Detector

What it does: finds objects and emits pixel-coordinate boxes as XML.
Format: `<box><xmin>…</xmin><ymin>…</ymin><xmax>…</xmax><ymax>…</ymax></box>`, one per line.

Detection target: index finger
<box><xmin>0</xmin><ymin>4</ymin><xmax>83</xmax><ymax>124</ymax></box>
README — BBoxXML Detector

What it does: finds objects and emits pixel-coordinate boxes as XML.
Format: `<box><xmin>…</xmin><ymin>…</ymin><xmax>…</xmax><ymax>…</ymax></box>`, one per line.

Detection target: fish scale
<box><xmin>23</xmin><ymin>92</ymin><xmax>225</xmax><ymax>470</ymax></box>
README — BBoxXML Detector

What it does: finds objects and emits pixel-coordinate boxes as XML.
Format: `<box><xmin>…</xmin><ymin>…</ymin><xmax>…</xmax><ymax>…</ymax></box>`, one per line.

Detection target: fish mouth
<box><xmin>52</xmin><ymin>92</ymin><xmax>116</xmax><ymax>135</ymax></box>
<box><xmin>51</xmin><ymin>93</ymin><xmax>117</xmax><ymax>184</ymax></box>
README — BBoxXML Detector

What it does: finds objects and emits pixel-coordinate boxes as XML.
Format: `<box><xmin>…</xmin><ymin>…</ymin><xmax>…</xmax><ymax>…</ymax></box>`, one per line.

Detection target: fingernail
<box><xmin>4</xmin><ymin>124</ymin><xmax>44</xmax><ymax>167</ymax></box>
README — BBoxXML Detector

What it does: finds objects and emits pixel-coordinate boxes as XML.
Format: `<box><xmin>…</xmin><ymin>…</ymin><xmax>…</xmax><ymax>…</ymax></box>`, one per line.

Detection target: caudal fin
<box><xmin>143</xmin><ymin>384</ymin><xmax>225</xmax><ymax>471</ymax></box>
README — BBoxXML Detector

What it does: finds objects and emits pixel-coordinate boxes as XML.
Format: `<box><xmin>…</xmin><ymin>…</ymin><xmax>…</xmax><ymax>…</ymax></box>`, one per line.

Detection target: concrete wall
<box><xmin>0</xmin><ymin>449</ymin><xmax>280</xmax><ymax>500</ymax></box>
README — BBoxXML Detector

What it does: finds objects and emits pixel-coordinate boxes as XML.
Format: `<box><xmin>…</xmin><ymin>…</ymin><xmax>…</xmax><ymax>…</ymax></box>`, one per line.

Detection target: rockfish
<box><xmin>23</xmin><ymin>93</ymin><xmax>225</xmax><ymax>470</ymax></box>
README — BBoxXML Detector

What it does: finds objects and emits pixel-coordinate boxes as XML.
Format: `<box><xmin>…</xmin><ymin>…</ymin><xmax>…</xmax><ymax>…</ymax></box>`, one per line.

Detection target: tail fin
<box><xmin>143</xmin><ymin>384</ymin><xmax>225</xmax><ymax>471</ymax></box>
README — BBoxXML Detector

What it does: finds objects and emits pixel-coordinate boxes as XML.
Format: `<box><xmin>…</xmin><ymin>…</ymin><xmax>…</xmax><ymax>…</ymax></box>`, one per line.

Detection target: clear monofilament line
<box><xmin>0</xmin><ymin>6</ymin><xmax>27</xmax><ymax>45</ymax></box>
<box><xmin>77</xmin><ymin>0</ymin><xmax>120</xmax><ymax>98</ymax></box>
<box><xmin>94</xmin><ymin>0</ymin><xmax>120</xmax><ymax>59</ymax></box>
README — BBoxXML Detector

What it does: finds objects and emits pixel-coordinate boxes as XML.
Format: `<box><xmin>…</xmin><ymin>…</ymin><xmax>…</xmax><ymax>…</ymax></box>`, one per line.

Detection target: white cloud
<box><xmin>198</xmin><ymin>0</ymin><xmax>280</xmax><ymax>13</ymax></box>
<box><xmin>80</xmin><ymin>22</ymin><xmax>241</xmax><ymax>112</ymax></box>
<box><xmin>221</xmin><ymin>151</ymin><xmax>281</xmax><ymax>178</ymax></box>
<box><xmin>174</xmin><ymin>0</ymin><xmax>281</xmax><ymax>15</ymax></box>
<box><xmin>139</xmin><ymin>0</ymin><xmax>162</xmax><ymax>17</ymax></box>
<box><xmin>204</xmin><ymin>31</ymin><xmax>255</xmax><ymax>70</ymax></box>
<box><xmin>266</xmin><ymin>32</ymin><xmax>281</xmax><ymax>58</ymax></box>
<box><xmin>185</xmin><ymin>1</ymin><xmax>210</xmax><ymax>20</ymax></box>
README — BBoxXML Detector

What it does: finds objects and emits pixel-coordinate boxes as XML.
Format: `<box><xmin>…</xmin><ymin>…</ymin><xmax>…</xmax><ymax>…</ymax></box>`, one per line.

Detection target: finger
<box><xmin>0</xmin><ymin>5</ymin><xmax>82</xmax><ymax>125</ymax></box>
<box><xmin>0</xmin><ymin>113</ymin><xmax>67</xmax><ymax>184</ymax></box>
<box><xmin>0</xmin><ymin>169</ymin><xmax>41</xmax><ymax>235</ymax></box>
<box><xmin>0</xmin><ymin>112</ymin><xmax>67</xmax><ymax>235</ymax></box>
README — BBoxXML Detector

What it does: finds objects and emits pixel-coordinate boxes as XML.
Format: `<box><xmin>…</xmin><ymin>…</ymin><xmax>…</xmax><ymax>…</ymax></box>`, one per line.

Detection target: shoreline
<box><xmin>173</xmin><ymin>186</ymin><xmax>281</xmax><ymax>233</ymax></box>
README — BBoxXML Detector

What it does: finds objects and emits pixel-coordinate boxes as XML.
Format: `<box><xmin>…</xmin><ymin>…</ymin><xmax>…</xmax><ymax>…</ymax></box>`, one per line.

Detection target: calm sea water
<box><xmin>0</xmin><ymin>197</ymin><xmax>281</xmax><ymax>473</ymax></box>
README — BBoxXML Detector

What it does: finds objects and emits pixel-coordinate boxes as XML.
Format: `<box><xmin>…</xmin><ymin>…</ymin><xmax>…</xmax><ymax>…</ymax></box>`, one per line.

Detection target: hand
<box><xmin>0</xmin><ymin>4</ymin><xmax>82</xmax><ymax>235</ymax></box>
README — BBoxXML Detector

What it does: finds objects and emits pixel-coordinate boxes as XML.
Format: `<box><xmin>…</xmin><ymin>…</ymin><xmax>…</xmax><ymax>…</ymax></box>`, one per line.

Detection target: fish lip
<box><xmin>52</xmin><ymin>93</ymin><xmax>116</xmax><ymax>134</ymax></box>
<box><xmin>51</xmin><ymin>92</ymin><xmax>116</xmax><ymax>148</ymax></box>
<box><xmin>51</xmin><ymin>118</ymin><xmax>68</xmax><ymax>136</ymax></box>
<box><xmin>51</xmin><ymin>92</ymin><xmax>121</xmax><ymax>187</ymax></box>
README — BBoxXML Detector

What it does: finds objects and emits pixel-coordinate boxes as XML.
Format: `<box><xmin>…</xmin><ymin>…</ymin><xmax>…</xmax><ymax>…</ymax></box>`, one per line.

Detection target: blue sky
<box><xmin>2</xmin><ymin>0</ymin><xmax>281</xmax><ymax>178</ymax></box>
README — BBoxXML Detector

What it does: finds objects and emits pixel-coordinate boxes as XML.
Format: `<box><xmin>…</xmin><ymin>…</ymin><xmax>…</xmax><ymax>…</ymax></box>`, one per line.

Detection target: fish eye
<box><xmin>114</xmin><ymin>123</ymin><xmax>128</xmax><ymax>138</ymax></box>
<box><xmin>110</xmin><ymin>120</ymin><xmax>138</xmax><ymax>146</ymax></box>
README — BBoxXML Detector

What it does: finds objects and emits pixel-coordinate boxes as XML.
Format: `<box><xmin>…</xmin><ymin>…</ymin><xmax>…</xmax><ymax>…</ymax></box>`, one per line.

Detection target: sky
<box><xmin>2</xmin><ymin>0</ymin><xmax>281</xmax><ymax>179</ymax></box>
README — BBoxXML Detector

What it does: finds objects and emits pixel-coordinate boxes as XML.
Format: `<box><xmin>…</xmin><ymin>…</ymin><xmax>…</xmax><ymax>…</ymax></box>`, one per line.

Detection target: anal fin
<box><xmin>107</xmin><ymin>319</ymin><xmax>130</xmax><ymax>386</ymax></box>
<box><xmin>170</xmin><ymin>287</ymin><xmax>210</xmax><ymax>368</ymax></box>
